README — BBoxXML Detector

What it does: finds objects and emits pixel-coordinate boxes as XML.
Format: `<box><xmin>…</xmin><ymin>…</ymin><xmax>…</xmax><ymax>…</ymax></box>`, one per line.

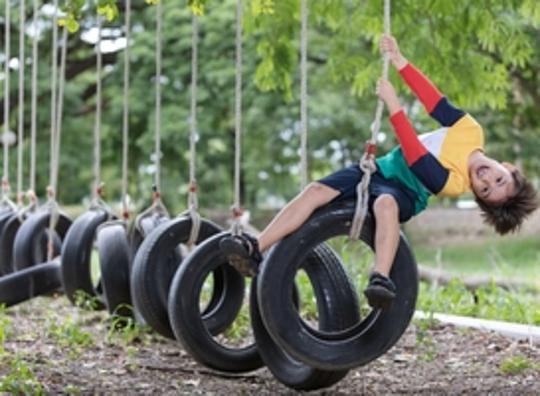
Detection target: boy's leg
<box><xmin>258</xmin><ymin>182</ymin><xmax>340</xmax><ymax>251</ymax></box>
<box><xmin>372</xmin><ymin>194</ymin><xmax>401</xmax><ymax>276</ymax></box>
<box><xmin>364</xmin><ymin>194</ymin><xmax>400</xmax><ymax>310</ymax></box>
<box><xmin>220</xmin><ymin>182</ymin><xmax>340</xmax><ymax>276</ymax></box>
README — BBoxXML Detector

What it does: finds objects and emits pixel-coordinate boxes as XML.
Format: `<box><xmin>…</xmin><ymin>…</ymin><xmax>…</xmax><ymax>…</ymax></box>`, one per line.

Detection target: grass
<box><xmin>0</xmin><ymin>357</ymin><xmax>44</xmax><ymax>395</ymax></box>
<box><xmin>413</xmin><ymin>235</ymin><xmax>540</xmax><ymax>286</ymax></box>
<box><xmin>499</xmin><ymin>355</ymin><xmax>540</xmax><ymax>375</ymax></box>
<box><xmin>46</xmin><ymin>316</ymin><xmax>95</xmax><ymax>356</ymax></box>
<box><xmin>0</xmin><ymin>304</ymin><xmax>11</xmax><ymax>354</ymax></box>
<box><xmin>417</xmin><ymin>280</ymin><xmax>540</xmax><ymax>325</ymax></box>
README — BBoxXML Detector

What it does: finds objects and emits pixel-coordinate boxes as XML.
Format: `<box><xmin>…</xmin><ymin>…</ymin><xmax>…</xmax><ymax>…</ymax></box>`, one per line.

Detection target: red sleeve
<box><xmin>389</xmin><ymin>110</ymin><xmax>427</xmax><ymax>165</ymax></box>
<box><xmin>399</xmin><ymin>63</ymin><xmax>443</xmax><ymax>113</ymax></box>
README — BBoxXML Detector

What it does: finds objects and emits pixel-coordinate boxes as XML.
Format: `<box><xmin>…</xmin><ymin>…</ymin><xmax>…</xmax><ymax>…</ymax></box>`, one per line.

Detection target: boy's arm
<box><xmin>381</xmin><ymin>34</ymin><xmax>465</xmax><ymax>127</ymax></box>
<box><xmin>399</xmin><ymin>63</ymin><xmax>465</xmax><ymax>127</ymax></box>
<box><xmin>390</xmin><ymin>110</ymin><xmax>450</xmax><ymax>194</ymax></box>
<box><xmin>377</xmin><ymin>79</ymin><xmax>450</xmax><ymax>195</ymax></box>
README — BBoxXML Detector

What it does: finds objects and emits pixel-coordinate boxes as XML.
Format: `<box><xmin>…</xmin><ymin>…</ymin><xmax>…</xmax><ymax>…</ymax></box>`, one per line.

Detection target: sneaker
<box><xmin>363</xmin><ymin>272</ymin><xmax>396</xmax><ymax>310</ymax></box>
<box><xmin>219</xmin><ymin>233</ymin><xmax>263</xmax><ymax>277</ymax></box>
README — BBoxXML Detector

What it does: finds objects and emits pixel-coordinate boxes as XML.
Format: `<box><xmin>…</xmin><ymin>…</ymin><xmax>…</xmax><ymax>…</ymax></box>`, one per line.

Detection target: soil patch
<box><xmin>1</xmin><ymin>296</ymin><xmax>539</xmax><ymax>395</ymax></box>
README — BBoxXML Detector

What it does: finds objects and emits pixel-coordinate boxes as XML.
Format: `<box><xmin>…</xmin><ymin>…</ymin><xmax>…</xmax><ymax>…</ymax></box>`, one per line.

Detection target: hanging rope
<box><xmin>299</xmin><ymin>0</ymin><xmax>308</xmax><ymax>189</ymax></box>
<box><xmin>230</xmin><ymin>0</ymin><xmax>244</xmax><ymax>236</ymax></box>
<box><xmin>16</xmin><ymin>0</ymin><xmax>26</xmax><ymax>206</ymax></box>
<box><xmin>47</xmin><ymin>18</ymin><xmax>68</xmax><ymax>261</ymax></box>
<box><xmin>154</xmin><ymin>0</ymin><xmax>163</xmax><ymax>199</ymax></box>
<box><xmin>28</xmin><ymin>0</ymin><xmax>39</xmax><ymax>207</ymax></box>
<box><xmin>121</xmin><ymin>0</ymin><xmax>131</xmax><ymax>220</ymax></box>
<box><xmin>92</xmin><ymin>18</ymin><xmax>104</xmax><ymax>204</ymax></box>
<box><xmin>2</xmin><ymin>0</ymin><xmax>12</xmax><ymax>203</ymax></box>
<box><xmin>51</xmin><ymin>27</ymin><xmax>68</xmax><ymax>197</ymax></box>
<box><xmin>135</xmin><ymin>0</ymin><xmax>170</xmax><ymax>229</ymax></box>
<box><xmin>183</xmin><ymin>13</ymin><xmax>201</xmax><ymax>247</ymax></box>
<box><xmin>48</xmin><ymin>0</ymin><xmax>59</xmax><ymax>199</ymax></box>
<box><xmin>349</xmin><ymin>0</ymin><xmax>391</xmax><ymax>240</ymax></box>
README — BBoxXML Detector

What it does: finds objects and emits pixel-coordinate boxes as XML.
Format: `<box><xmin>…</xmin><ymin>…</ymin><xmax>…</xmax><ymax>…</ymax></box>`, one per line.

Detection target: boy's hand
<box><xmin>380</xmin><ymin>34</ymin><xmax>408</xmax><ymax>70</ymax></box>
<box><xmin>376</xmin><ymin>79</ymin><xmax>402</xmax><ymax>115</ymax></box>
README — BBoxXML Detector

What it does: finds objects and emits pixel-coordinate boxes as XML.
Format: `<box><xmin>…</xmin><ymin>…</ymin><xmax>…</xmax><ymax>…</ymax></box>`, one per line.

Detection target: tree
<box><xmin>1</xmin><ymin>0</ymin><xmax>538</xmax><ymax>216</ymax></box>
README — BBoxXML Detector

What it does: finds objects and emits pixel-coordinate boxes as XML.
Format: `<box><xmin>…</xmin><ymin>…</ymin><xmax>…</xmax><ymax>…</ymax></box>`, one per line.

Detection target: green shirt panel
<box><xmin>375</xmin><ymin>147</ymin><xmax>430</xmax><ymax>215</ymax></box>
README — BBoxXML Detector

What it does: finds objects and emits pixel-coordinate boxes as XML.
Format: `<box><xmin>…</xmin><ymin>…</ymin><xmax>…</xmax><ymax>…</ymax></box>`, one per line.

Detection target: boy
<box><xmin>220</xmin><ymin>34</ymin><xmax>538</xmax><ymax>309</ymax></box>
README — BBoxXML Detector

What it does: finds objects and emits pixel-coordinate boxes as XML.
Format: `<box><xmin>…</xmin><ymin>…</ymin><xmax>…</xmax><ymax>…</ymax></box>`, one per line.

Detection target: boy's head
<box><xmin>469</xmin><ymin>156</ymin><xmax>538</xmax><ymax>234</ymax></box>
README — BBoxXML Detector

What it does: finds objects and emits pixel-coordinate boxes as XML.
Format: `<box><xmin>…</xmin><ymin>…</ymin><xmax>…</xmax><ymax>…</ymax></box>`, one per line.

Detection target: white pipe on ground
<box><xmin>414</xmin><ymin>311</ymin><xmax>540</xmax><ymax>346</ymax></box>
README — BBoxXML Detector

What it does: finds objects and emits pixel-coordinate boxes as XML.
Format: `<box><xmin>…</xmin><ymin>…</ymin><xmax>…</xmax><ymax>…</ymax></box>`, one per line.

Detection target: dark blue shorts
<box><xmin>317</xmin><ymin>164</ymin><xmax>417</xmax><ymax>223</ymax></box>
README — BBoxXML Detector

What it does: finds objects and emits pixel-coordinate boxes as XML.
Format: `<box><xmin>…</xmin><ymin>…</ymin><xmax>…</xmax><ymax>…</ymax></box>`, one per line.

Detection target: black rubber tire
<box><xmin>0</xmin><ymin>209</ymin><xmax>15</xmax><ymax>274</ymax></box>
<box><xmin>0</xmin><ymin>212</ymin><xmax>21</xmax><ymax>275</ymax></box>
<box><xmin>167</xmin><ymin>232</ymin><xmax>257</xmax><ymax>372</ymax></box>
<box><xmin>257</xmin><ymin>199</ymin><xmax>418</xmax><ymax>371</ymax></box>
<box><xmin>131</xmin><ymin>216</ymin><xmax>227</xmax><ymax>339</ymax></box>
<box><xmin>61</xmin><ymin>209</ymin><xmax>110</xmax><ymax>308</ymax></box>
<box><xmin>129</xmin><ymin>212</ymin><xmax>171</xmax><ymax>263</ymax></box>
<box><xmin>128</xmin><ymin>211</ymin><xmax>173</xmax><ymax>325</ymax></box>
<box><xmin>0</xmin><ymin>260</ymin><xmax>62</xmax><ymax>307</ymax></box>
<box><xmin>250</xmin><ymin>243</ymin><xmax>360</xmax><ymax>390</ymax></box>
<box><xmin>97</xmin><ymin>222</ymin><xmax>132</xmax><ymax>317</ymax></box>
<box><xmin>0</xmin><ymin>211</ymin><xmax>61</xmax><ymax>276</ymax></box>
<box><xmin>13</xmin><ymin>210</ymin><xmax>72</xmax><ymax>271</ymax></box>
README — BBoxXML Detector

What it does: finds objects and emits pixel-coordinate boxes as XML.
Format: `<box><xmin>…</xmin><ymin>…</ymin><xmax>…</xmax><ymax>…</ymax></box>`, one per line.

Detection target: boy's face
<box><xmin>470</xmin><ymin>158</ymin><xmax>517</xmax><ymax>205</ymax></box>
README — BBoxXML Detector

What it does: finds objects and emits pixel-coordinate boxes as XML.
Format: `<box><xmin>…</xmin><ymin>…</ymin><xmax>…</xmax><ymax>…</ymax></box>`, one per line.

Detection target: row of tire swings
<box><xmin>0</xmin><ymin>0</ymin><xmax>420</xmax><ymax>392</ymax></box>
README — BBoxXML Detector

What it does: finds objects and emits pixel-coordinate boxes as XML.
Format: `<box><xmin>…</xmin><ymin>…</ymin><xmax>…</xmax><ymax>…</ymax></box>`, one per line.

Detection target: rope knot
<box><xmin>231</xmin><ymin>205</ymin><xmax>244</xmax><ymax>219</ymax></box>
<box><xmin>364</xmin><ymin>141</ymin><xmax>377</xmax><ymax>157</ymax></box>
<box><xmin>26</xmin><ymin>190</ymin><xmax>37</xmax><ymax>203</ymax></box>
<box><xmin>17</xmin><ymin>191</ymin><xmax>25</xmax><ymax>206</ymax></box>
<box><xmin>46</xmin><ymin>186</ymin><xmax>55</xmax><ymax>199</ymax></box>
<box><xmin>96</xmin><ymin>182</ymin><xmax>105</xmax><ymax>198</ymax></box>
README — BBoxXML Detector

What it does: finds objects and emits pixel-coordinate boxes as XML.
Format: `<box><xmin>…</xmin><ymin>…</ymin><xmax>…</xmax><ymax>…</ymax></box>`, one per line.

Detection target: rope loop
<box><xmin>230</xmin><ymin>205</ymin><xmax>245</xmax><ymax>236</ymax></box>
<box><xmin>186</xmin><ymin>206</ymin><xmax>201</xmax><ymax>248</ymax></box>
<box><xmin>46</xmin><ymin>198</ymin><xmax>60</xmax><ymax>262</ymax></box>
<box><xmin>178</xmin><ymin>203</ymin><xmax>201</xmax><ymax>248</ymax></box>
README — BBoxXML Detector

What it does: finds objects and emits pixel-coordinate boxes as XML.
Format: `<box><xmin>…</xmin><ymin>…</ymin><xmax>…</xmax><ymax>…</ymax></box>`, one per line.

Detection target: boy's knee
<box><xmin>300</xmin><ymin>182</ymin><xmax>339</xmax><ymax>206</ymax></box>
<box><xmin>373</xmin><ymin>194</ymin><xmax>399</xmax><ymax>218</ymax></box>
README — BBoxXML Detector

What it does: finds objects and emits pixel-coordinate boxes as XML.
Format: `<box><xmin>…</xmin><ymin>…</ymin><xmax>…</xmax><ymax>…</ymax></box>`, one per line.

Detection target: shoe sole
<box><xmin>363</xmin><ymin>285</ymin><xmax>396</xmax><ymax>311</ymax></box>
<box><xmin>220</xmin><ymin>238</ymin><xmax>256</xmax><ymax>277</ymax></box>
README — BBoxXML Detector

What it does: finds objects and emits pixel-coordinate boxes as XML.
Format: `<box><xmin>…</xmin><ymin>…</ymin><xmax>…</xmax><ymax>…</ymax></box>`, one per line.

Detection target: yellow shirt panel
<box><xmin>438</xmin><ymin>115</ymin><xmax>484</xmax><ymax>196</ymax></box>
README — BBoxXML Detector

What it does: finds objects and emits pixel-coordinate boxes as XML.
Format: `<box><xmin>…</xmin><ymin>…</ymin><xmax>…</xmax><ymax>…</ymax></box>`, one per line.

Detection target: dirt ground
<box><xmin>1</xmin><ymin>295</ymin><xmax>539</xmax><ymax>395</ymax></box>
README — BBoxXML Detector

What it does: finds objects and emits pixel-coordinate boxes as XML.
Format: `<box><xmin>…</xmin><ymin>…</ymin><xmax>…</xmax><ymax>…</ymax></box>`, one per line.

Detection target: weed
<box><xmin>0</xmin><ymin>304</ymin><xmax>11</xmax><ymax>354</ymax></box>
<box><xmin>0</xmin><ymin>356</ymin><xmax>44</xmax><ymax>395</ymax></box>
<box><xmin>414</xmin><ymin>316</ymin><xmax>439</xmax><ymax>362</ymax></box>
<box><xmin>499</xmin><ymin>355</ymin><xmax>539</xmax><ymax>375</ymax></box>
<box><xmin>64</xmin><ymin>384</ymin><xmax>82</xmax><ymax>395</ymax></box>
<box><xmin>47</xmin><ymin>317</ymin><xmax>94</xmax><ymax>356</ymax></box>
<box><xmin>107</xmin><ymin>308</ymin><xmax>150</xmax><ymax>346</ymax></box>
<box><xmin>73</xmin><ymin>290</ymin><xmax>102</xmax><ymax>311</ymax></box>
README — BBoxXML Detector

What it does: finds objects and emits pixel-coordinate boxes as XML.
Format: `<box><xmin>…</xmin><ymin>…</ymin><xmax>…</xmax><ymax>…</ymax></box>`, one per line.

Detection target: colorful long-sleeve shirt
<box><xmin>376</xmin><ymin>63</ymin><xmax>484</xmax><ymax>215</ymax></box>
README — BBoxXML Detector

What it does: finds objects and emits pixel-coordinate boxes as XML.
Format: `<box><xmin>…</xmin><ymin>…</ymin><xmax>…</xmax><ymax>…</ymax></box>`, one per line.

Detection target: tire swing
<box><xmin>257</xmin><ymin>0</ymin><xmax>418</xmax><ymax>372</ymax></box>
<box><xmin>245</xmin><ymin>1</ymin><xmax>366</xmax><ymax>389</ymax></box>
<box><xmin>131</xmin><ymin>10</ymin><xmax>236</xmax><ymax>340</ymax></box>
<box><xmin>127</xmin><ymin>0</ymin><xmax>179</xmax><ymax>323</ymax></box>
<box><xmin>0</xmin><ymin>0</ymin><xmax>54</xmax><ymax>277</ymax></box>
<box><xmin>93</xmin><ymin>10</ymin><xmax>135</xmax><ymax>319</ymax></box>
<box><xmin>0</xmin><ymin>0</ymin><xmax>22</xmax><ymax>276</ymax></box>
<box><xmin>61</xmin><ymin>13</ymin><xmax>116</xmax><ymax>309</ymax></box>
<box><xmin>1</xmin><ymin>6</ymin><xmax>72</xmax><ymax>307</ymax></box>
<box><xmin>13</xmin><ymin>3</ymin><xmax>72</xmax><ymax>272</ymax></box>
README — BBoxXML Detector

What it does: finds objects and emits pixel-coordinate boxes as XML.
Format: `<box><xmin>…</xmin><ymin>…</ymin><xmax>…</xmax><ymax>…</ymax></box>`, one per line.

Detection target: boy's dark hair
<box><xmin>475</xmin><ymin>169</ymin><xmax>538</xmax><ymax>235</ymax></box>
